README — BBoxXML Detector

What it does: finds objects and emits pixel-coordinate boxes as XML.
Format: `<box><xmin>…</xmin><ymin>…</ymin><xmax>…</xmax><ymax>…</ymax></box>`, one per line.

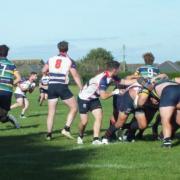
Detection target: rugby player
<box><xmin>38</xmin><ymin>72</ymin><xmax>49</xmax><ymax>106</ymax></box>
<box><xmin>77</xmin><ymin>61</ymin><xmax>137</xmax><ymax>145</ymax></box>
<box><xmin>122</xmin><ymin>52</ymin><xmax>162</xmax><ymax>140</ymax></box>
<box><xmin>134</xmin><ymin>52</ymin><xmax>160</xmax><ymax>78</ymax></box>
<box><xmin>137</xmin><ymin>78</ymin><xmax>180</xmax><ymax>148</ymax></box>
<box><xmin>0</xmin><ymin>44</ymin><xmax>21</xmax><ymax>128</ymax></box>
<box><xmin>10</xmin><ymin>72</ymin><xmax>37</xmax><ymax>118</ymax></box>
<box><xmin>42</xmin><ymin>41</ymin><xmax>83</xmax><ymax>140</ymax></box>
<box><xmin>102</xmin><ymin>80</ymin><xmax>149</xmax><ymax>144</ymax></box>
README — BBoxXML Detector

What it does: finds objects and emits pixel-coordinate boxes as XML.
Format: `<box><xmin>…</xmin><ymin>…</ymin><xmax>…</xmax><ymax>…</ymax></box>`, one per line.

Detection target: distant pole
<box><xmin>122</xmin><ymin>44</ymin><xmax>126</xmax><ymax>72</ymax></box>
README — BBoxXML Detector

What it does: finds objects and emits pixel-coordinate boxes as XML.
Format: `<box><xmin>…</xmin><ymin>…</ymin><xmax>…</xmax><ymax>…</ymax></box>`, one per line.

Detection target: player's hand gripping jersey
<box><xmin>79</xmin><ymin>71</ymin><xmax>120</xmax><ymax>101</ymax></box>
<box><xmin>135</xmin><ymin>65</ymin><xmax>160</xmax><ymax>79</ymax></box>
<box><xmin>47</xmin><ymin>53</ymin><xmax>76</xmax><ymax>85</ymax></box>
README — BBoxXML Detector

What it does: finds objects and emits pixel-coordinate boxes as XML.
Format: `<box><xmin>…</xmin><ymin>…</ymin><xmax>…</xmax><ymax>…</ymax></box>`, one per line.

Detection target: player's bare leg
<box><xmin>175</xmin><ymin>110</ymin><xmax>180</xmax><ymax>126</ymax></box>
<box><xmin>61</xmin><ymin>96</ymin><xmax>77</xmax><ymax>139</ymax></box>
<box><xmin>102</xmin><ymin>112</ymin><xmax>128</xmax><ymax>144</ymax></box>
<box><xmin>160</xmin><ymin>106</ymin><xmax>175</xmax><ymax>147</ymax></box>
<box><xmin>10</xmin><ymin>98</ymin><xmax>23</xmax><ymax>109</ymax></box>
<box><xmin>20</xmin><ymin>98</ymin><xmax>29</xmax><ymax>118</ymax></box>
<box><xmin>77</xmin><ymin>114</ymin><xmax>88</xmax><ymax>144</ymax></box>
<box><xmin>46</xmin><ymin>98</ymin><xmax>58</xmax><ymax>140</ymax></box>
<box><xmin>91</xmin><ymin>108</ymin><xmax>103</xmax><ymax>144</ymax></box>
<box><xmin>39</xmin><ymin>93</ymin><xmax>45</xmax><ymax>106</ymax></box>
<box><xmin>92</xmin><ymin>108</ymin><xmax>103</xmax><ymax>138</ymax></box>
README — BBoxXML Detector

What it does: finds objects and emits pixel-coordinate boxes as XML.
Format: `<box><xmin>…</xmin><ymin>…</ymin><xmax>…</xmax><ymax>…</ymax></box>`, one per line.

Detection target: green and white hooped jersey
<box><xmin>0</xmin><ymin>58</ymin><xmax>17</xmax><ymax>93</ymax></box>
<box><xmin>135</xmin><ymin>65</ymin><xmax>160</xmax><ymax>79</ymax></box>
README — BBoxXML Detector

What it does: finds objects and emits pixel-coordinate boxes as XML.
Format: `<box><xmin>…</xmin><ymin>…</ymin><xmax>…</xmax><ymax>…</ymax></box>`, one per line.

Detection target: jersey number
<box><xmin>147</xmin><ymin>68</ymin><xmax>153</xmax><ymax>77</ymax></box>
<box><xmin>55</xmin><ymin>59</ymin><xmax>62</xmax><ymax>69</ymax></box>
<box><xmin>0</xmin><ymin>64</ymin><xmax>7</xmax><ymax>76</ymax></box>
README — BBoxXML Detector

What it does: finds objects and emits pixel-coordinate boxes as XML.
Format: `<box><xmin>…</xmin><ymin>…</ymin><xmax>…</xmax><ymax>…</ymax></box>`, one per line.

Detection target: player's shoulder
<box><xmin>48</xmin><ymin>55</ymin><xmax>60</xmax><ymax>61</ymax></box>
<box><xmin>1</xmin><ymin>58</ymin><xmax>15</xmax><ymax>66</ymax></box>
<box><xmin>99</xmin><ymin>72</ymin><xmax>110</xmax><ymax>84</ymax></box>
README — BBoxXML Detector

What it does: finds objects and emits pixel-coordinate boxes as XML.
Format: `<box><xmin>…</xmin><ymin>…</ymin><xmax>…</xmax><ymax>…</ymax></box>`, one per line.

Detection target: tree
<box><xmin>79</xmin><ymin>48</ymin><xmax>114</xmax><ymax>73</ymax></box>
<box><xmin>76</xmin><ymin>48</ymin><xmax>114</xmax><ymax>83</ymax></box>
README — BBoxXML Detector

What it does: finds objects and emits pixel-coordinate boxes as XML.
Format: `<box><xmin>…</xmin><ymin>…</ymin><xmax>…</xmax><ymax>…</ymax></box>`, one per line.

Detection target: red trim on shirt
<box><xmin>105</xmin><ymin>71</ymin><xmax>111</xmax><ymax>77</ymax></box>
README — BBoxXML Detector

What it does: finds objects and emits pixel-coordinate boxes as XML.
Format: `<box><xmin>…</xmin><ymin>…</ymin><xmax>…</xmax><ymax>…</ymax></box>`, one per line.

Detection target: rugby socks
<box><xmin>93</xmin><ymin>137</ymin><xmax>99</xmax><ymax>141</ymax></box>
<box><xmin>162</xmin><ymin>137</ymin><xmax>172</xmax><ymax>148</ymax></box>
<box><xmin>64</xmin><ymin>125</ymin><xmax>70</xmax><ymax>132</ymax></box>
<box><xmin>105</xmin><ymin>125</ymin><xmax>118</xmax><ymax>139</ymax></box>
<box><xmin>130</xmin><ymin>121</ymin><xmax>139</xmax><ymax>130</ymax></box>
<box><xmin>46</xmin><ymin>132</ymin><xmax>52</xmax><ymax>140</ymax></box>
<box><xmin>79</xmin><ymin>134</ymin><xmax>84</xmax><ymax>139</ymax></box>
<box><xmin>122</xmin><ymin>123</ymin><xmax>131</xmax><ymax>130</ymax></box>
<box><xmin>47</xmin><ymin>132</ymin><xmax>52</xmax><ymax>137</ymax></box>
<box><xmin>20</xmin><ymin>113</ymin><xmax>25</xmax><ymax>117</ymax></box>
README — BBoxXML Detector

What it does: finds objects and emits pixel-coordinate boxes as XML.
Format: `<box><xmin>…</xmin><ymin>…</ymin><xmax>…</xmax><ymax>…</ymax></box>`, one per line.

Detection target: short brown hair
<box><xmin>106</xmin><ymin>61</ymin><xmax>120</xmax><ymax>70</ymax></box>
<box><xmin>57</xmin><ymin>41</ymin><xmax>68</xmax><ymax>52</ymax></box>
<box><xmin>143</xmin><ymin>52</ymin><xmax>155</xmax><ymax>65</ymax></box>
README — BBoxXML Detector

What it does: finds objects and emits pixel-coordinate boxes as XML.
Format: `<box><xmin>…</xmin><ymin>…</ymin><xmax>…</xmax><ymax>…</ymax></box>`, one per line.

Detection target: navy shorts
<box><xmin>0</xmin><ymin>91</ymin><xmax>12</xmax><ymax>111</ymax></box>
<box><xmin>160</xmin><ymin>85</ymin><xmax>180</xmax><ymax>107</ymax></box>
<box><xmin>14</xmin><ymin>93</ymin><xmax>26</xmax><ymax>99</ymax></box>
<box><xmin>78</xmin><ymin>97</ymin><xmax>102</xmax><ymax>114</ymax></box>
<box><xmin>119</xmin><ymin>91</ymin><xmax>144</xmax><ymax>115</ymax></box>
<box><xmin>113</xmin><ymin>94</ymin><xmax>123</xmax><ymax>112</ymax></box>
<box><xmin>48</xmin><ymin>83</ymin><xmax>73</xmax><ymax>100</ymax></box>
<box><xmin>40</xmin><ymin>88</ymin><xmax>48</xmax><ymax>94</ymax></box>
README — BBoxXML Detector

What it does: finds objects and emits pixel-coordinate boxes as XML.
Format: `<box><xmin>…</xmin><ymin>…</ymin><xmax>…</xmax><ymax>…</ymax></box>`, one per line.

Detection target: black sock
<box><xmin>164</xmin><ymin>137</ymin><xmax>171</xmax><ymax>142</ymax></box>
<box><xmin>122</xmin><ymin>123</ymin><xmax>131</xmax><ymax>130</ymax></box>
<box><xmin>105</xmin><ymin>125</ymin><xmax>118</xmax><ymax>139</ymax></box>
<box><xmin>64</xmin><ymin>125</ymin><xmax>70</xmax><ymax>132</ymax></box>
<box><xmin>47</xmin><ymin>132</ymin><xmax>52</xmax><ymax>137</ymax></box>
<box><xmin>93</xmin><ymin>137</ymin><xmax>99</xmax><ymax>141</ymax></box>
<box><xmin>130</xmin><ymin>121</ymin><xmax>139</xmax><ymax>130</ymax></box>
<box><xmin>79</xmin><ymin>134</ymin><xmax>84</xmax><ymax>138</ymax></box>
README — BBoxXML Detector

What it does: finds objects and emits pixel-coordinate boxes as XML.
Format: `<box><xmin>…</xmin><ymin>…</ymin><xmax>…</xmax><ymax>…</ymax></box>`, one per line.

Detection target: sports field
<box><xmin>0</xmin><ymin>86</ymin><xmax>180</xmax><ymax>180</ymax></box>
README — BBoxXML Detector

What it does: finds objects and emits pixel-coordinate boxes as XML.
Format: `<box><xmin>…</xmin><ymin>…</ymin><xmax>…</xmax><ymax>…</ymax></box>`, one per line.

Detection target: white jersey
<box><xmin>40</xmin><ymin>75</ymin><xmax>49</xmax><ymax>90</ymax></box>
<box><xmin>47</xmin><ymin>53</ymin><xmax>76</xmax><ymax>85</ymax></box>
<box><xmin>79</xmin><ymin>71</ymin><xmax>120</xmax><ymax>101</ymax></box>
<box><xmin>14</xmin><ymin>80</ymin><xmax>31</xmax><ymax>96</ymax></box>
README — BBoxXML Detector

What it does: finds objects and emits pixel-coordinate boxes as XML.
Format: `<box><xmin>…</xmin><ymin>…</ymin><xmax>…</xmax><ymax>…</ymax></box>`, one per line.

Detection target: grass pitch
<box><xmin>0</xmin><ymin>86</ymin><xmax>180</xmax><ymax>180</ymax></box>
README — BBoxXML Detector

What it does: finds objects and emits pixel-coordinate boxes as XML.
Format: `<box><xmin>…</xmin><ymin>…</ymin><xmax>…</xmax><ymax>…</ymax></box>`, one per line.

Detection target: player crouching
<box><xmin>101</xmin><ymin>79</ymin><xmax>150</xmax><ymax>144</ymax></box>
<box><xmin>137</xmin><ymin>77</ymin><xmax>180</xmax><ymax>148</ymax></box>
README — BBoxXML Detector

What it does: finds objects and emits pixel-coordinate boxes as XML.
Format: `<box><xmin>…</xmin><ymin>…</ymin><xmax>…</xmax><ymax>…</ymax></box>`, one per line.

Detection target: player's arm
<box><xmin>125</xmin><ymin>71</ymin><xmax>140</xmax><ymax>80</ymax></box>
<box><xmin>99</xmin><ymin>90</ymin><xmax>112</xmax><ymax>100</ymax></box>
<box><xmin>151</xmin><ymin>73</ymin><xmax>168</xmax><ymax>83</ymax></box>
<box><xmin>120</xmin><ymin>78</ymin><xmax>137</xmax><ymax>86</ymax></box>
<box><xmin>19</xmin><ymin>83</ymin><xmax>28</xmax><ymax>92</ymax></box>
<box><xmin>70</xmin><ymin>68</ymin><xmax>83</xmax><ymax>90</ymax></box>
<box><xmin>13</xmin><ymin>70</ymin><xmax>21</xmax><ymax>85</ymax></box>
<box><xmin>29</xmin><ymin>83</ymin><xmax>36</xmax><ymax>93</ymax></box>
<box><xmin>99</xmin><ymin>79</ymin><xmax>120</xmax><ymax>100</ymax></box>
<box><xmin>99</xmin><ymin>89</ymin><xmax>120</xmax><ymax>100</ymax></box>
<box><xmin>126</xmin><ymin>74</ymin><xmax>140</xmax><ymax>79</ymax></box>
<box><xmin>70</xmin><ymin>61</ymin><xmax>83</xmax><ymax>90</ymax></box>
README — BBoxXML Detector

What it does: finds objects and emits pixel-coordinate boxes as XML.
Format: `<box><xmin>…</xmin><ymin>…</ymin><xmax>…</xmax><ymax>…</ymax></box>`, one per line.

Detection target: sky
<box><xmin>1</xmin><ymin>0</ymin><xmax>180</xmax><ymax>63</ymax></box>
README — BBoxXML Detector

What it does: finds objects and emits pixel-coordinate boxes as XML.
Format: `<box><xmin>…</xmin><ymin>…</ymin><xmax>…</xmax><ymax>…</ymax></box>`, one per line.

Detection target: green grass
<box><xmin>0</xmin><ymin>86</ymin><xmax>180</xmax><ymax>180</ymax></box>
